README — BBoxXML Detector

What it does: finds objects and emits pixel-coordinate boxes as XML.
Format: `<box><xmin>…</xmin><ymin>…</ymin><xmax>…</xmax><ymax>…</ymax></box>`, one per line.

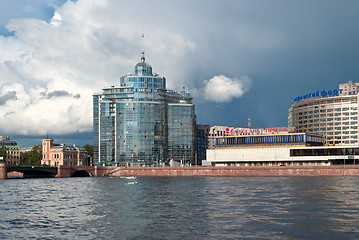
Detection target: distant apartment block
<box><xmin>0</xmin><ymin>136</ymin><xmax>21</xmax><ymax>165</ymax></box>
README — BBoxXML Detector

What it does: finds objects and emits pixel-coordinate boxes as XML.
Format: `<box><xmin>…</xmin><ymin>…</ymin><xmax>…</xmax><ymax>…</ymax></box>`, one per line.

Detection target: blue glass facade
<box><xmin>93</xmin><ymin>56</ymin><xmax>195</xmax><ymax>165</ymax></box>
<box><xmin>214</xmin><ymin>133</ymin><xmax>324</xmax><ymax>147</ymax></box>
<box><xmin>196</xmin><ymin>124</ymin><xmax>210</xmax><ymax>165</ymax></box>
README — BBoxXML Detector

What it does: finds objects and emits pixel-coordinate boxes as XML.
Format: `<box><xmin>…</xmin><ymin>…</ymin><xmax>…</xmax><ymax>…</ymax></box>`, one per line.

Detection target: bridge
<box><xmin>0</xmin><ymin>163</ymin><xmax>112</xmax><ymax>179</ymax></box>
<box><xmin>7</xmin><ymin>165</ymin><xmax>58</xmax><ymax>178</ymax></box>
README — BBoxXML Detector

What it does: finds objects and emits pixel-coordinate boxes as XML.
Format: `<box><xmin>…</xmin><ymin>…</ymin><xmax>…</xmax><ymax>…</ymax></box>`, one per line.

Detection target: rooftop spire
<box><xmin>141</xmin><ymin>32</ymin><xmax>145</xmax><ymax>63</ymax></box>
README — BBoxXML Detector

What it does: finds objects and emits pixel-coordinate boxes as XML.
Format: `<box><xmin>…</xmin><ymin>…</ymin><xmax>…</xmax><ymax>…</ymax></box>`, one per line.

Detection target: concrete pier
<box><xmin>0</xmin><ymin>162</ymin><xmax>7</xmax><ymax>180</ymax></box>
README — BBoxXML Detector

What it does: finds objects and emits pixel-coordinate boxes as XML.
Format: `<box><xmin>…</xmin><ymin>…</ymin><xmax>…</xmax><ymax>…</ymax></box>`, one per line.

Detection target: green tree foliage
<box><xmin>83</xmin><ymin>144</ymin><xmax>94</xmax><ymax>157</ymax></box>
<box><xmin>0</xmin><ymin>146</ymin><xmax>6</xmax><ymax>159</ymax></box>
<box><xmin>22</xmin><ymin>145</ymin><xmax>42</xmax><ymax>166</ymax></box>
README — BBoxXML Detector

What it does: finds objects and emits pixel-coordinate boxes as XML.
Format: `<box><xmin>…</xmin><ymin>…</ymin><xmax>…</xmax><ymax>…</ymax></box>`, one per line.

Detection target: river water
<box><xmin>1</xmin><ymin>176</ymin><xmax>359</xmax><ymax>239</ymax></box>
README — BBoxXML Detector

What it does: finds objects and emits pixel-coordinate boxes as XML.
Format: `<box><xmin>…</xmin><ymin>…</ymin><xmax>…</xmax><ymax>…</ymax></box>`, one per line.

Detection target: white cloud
<box><xmin>203</xmin><ymin>75</ymin><xmax>250</xmax><ymax>102</ymax></box>
<box><xmin>0</xmin><ymin>0</ymin><xmax>198</xmax><ymax>136</ymax></box>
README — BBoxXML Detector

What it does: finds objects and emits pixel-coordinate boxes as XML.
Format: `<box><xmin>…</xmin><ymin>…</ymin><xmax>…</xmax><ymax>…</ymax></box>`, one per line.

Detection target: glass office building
<box><xmin>93</xmin><ymin>53</ymin><xmax>195</xmax><ymax>166</ymax></box>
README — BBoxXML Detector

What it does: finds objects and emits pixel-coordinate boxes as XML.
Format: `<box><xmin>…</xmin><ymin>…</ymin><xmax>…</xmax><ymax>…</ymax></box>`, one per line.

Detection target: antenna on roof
<box><xmin>141</xmin><ymin>31</ymin><xmax>145</xmax><ymax>63</ymax></box>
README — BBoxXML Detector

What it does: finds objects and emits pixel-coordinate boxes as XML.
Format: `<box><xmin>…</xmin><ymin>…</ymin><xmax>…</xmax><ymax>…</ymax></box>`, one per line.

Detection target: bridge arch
<box><xmin>6</xmin><ymin>171</ymin><xmax>23</xmax><ymax>178</ymax></box>
<box><xmin>7</xmin><ymin>166</ymin><xmax>57</xmax><ymax>178</ymax></box>
<box><xmin>71</xmin><ymin>170</ymin><xmax>91</xmax><ymax>177</ymax></box>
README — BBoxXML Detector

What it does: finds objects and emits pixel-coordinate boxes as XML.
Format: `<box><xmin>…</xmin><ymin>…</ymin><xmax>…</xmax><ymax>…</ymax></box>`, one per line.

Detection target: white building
<box><xmin>206</xmin><ymin>145</ymin><xmax>359</xmax><ymax>167</ymax></box>
<box><xmin>205</xmin><ymin>131</ymin><xmax>322</xmax><ymax>166</ymax></box>
<box><xmin>289</xmin><ymin>81</ymin><xmax>359</xmax><ymax>146</ymax></box>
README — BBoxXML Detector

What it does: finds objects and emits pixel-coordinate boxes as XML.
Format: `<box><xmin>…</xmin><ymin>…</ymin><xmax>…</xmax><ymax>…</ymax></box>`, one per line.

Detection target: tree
<box><xmin>0</xmin><ymin>146</ymin><xmax>6</xmax><ymax>159</ymax></box>
<box><xmin>83</xmin><ymin>144</ymin><xmax>94</xmax><ymax>157</ymax></box>
<box><xmin>22</xmin><ymin>145</ymin><xmax>42</xmax><ymax>166</ymax></box>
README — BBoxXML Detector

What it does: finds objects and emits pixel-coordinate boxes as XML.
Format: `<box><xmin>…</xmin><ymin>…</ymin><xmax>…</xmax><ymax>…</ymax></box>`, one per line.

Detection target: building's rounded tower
<box><xmin>288</xmin><ymin>81</ymin><xmax>359</xmax><ymax>146</ymax></box>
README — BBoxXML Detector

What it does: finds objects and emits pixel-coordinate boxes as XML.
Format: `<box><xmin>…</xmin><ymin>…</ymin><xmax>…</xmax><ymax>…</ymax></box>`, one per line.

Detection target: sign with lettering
<box><xmin>226</xmin><ymin>127</ymin><xmax>295</xmax><ymax>136</ymax></box>
<box><xmin>291</xmin><ymin>89</ymin><xmax>343</xmax><ymax>104</ymax></box>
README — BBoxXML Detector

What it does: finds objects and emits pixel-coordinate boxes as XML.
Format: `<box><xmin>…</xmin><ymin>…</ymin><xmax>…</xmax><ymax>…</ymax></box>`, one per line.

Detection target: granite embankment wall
<box><xmin>3</xmin><ymin>165</ymin><xmax>359</xmax><ymax>179</ymax></box>
<box><xmin>96</xmin><ymin>166</ymin><xmax>359</xmax><ymax>177</ymax></box>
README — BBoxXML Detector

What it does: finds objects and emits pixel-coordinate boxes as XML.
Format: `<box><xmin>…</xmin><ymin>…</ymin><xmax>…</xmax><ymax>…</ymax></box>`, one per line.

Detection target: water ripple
<box><xmin>2</xmin><ymin>177</ymin><xmax>359</xmax><ymax>239</ymax></box>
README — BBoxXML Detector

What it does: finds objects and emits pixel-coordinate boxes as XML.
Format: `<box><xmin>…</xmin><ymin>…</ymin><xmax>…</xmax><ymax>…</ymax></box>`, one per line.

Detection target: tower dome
<box><xmin>134</xmin><ymin>33</ymin><xmax>152</xmax><ymax>76</ymax></box>
<box><xmin>135</xmin><ymin>60</ymin><xmax>152</xmax><ymax>76</ymax></box>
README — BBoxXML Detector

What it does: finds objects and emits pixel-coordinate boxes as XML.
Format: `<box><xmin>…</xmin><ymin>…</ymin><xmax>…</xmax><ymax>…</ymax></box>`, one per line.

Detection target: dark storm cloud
<box><xmin>45</xmin><ymin>90</ymin><xmax>80</xmax><ymax>99</ymax></box>
<box><xmin>0</xmin><ymin>91</ymin><xmax>17</xmax><ymax>105</ymax></box>
<box><xmin>47</xmin><ymin>90</ymin><xmax>71</xmax><ymax>98</ymax></box>
<box><xmin>175</xmin><ymin>0</ymin><xmax>359</xmax><ymax>128</ymax></box>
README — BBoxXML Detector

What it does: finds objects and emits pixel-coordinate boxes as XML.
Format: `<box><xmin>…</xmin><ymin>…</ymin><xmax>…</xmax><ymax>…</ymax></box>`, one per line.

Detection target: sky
<box><xmin>1</xmin><ymin>0</ymin><xmax>359</xmax><ymax>147</ymax></box>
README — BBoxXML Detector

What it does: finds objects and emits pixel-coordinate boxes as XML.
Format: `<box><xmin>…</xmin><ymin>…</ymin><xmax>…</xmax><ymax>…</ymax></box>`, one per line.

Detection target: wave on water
<box><xmin>119</xmin><ymin>176</ymin><xmax>136</xmax><ymax>179</ymax></box>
